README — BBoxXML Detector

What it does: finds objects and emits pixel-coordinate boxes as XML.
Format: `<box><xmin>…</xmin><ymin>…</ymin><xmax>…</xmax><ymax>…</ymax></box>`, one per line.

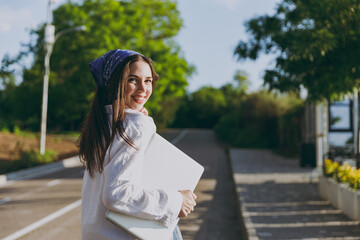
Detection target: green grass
<box><xmin>13</xmin><ymin>126</ymin><xmax>38</xmax><ymax>138</ymax></box>
<box><xmin>0</xmin><ymin>149</ymin><xmax>58</xmax><ymax>175</ymax></box>
<box><xmin>0</xmin><ymin>128</ymin><xmax>79</xmax><ymax>175</ymax></box>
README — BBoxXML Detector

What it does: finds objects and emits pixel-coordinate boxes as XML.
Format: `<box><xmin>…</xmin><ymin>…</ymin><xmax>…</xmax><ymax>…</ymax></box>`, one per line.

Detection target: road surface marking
<box><xmin>0</xmin><ymin>180</ymin><xmax>15</xmax><ymax>188</ymax></box>
<box><xmin>5</xmin><ymin>179</ymin><xmax>64</xmax><ymax>203</ymax></box>
<box><xmin>0</xmin><ymin>198</ymin><xmax>11</xmax><ymax>205</ymax></box>
<box><xmin>46</xmin><ymin>179</ymin><xmax>61</xmax><ymax>187</ymax></box>
<box><xmin>1</xmin><ymin>131</ymin><xmax>186</xmax><ymax>239</ymax></box>
<box><xmin>1</xmin><ymin>199</ymin><xmax>81</xmax><ymax>240</ymax></box>
<box><xmin>171</xmin><ymin>129</ymin><xmax>188</xmax><ymax>145</ymax></box>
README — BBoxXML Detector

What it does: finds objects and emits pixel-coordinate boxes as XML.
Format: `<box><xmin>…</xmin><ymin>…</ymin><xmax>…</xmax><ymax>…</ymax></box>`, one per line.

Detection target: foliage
<box><xmin>171</xmin><ymin>86</ymin><xmax>227</xmax><ymax>128</ymax></box>
<box><xmin>0</xmin><ymin>150</ymin><xmax>58</xmax><ymax>174</ymax></box>
<box><xmin>172</xmin><ymin>68</ymin><xmax>304</xmax><ymax>153</ymax></box>
<box><xmin>0</xmin><ymin>0</ymin><xmax>193</xmax><ymax>130</ymax></box>
<box><xmin>323</xmin><ymin>159</ymin><xmax>339</xmax><ymax>178</ymax></box>
<box><xmin>19</xmin><ymin>149</ymin><xmax>58</xmax><ymax>164</ymax></box>
<box><xmin>0</xmin><ymin>118</ymin><xmax>15</xmax><ymax>132</ymax></box>
<box><xmin>216</xmin><ymin>91</ymin><xmax>279</xmax><ymax>148</ymax></box>
<box><xmin>171</xmin><ymin>69</ymin><xmax>249</xmax><ymax>129</ymax></box>
<box><xmin>277</xmin><ymin>95</ymin><xmax>304</xmax><ymax>154</ymax></box>
<box><xmin>235</xmin><ymin>0</ymin><xmax>360</xmax><ymax>101</ymax></box>
<box><xmin>0</xmin><ymin>55</ymin><xmax>16</xmax><ymax>89</ymax></box>
<box><xmin>232</xmin><ymin>69</ymin><xmax>250</xmax><ymax>93</ymax></box>
<box><xmin>336</xmin><ymin>162</ymin><xmax>353</xmax><ymax>183</ymax></box>
<box><xmin>323</xmin><ymin>159</ymin><xmax>360</xmax><ymax>190</ymax></box>
<box><xmin>348</xmin><ymin>167</ymin><xmax>360</xmax><ymax>190</ymax></box>
<box><xmin>215</xmin><ymin>90</ymin><xmax>304</xmax><ymax>150</ymax></box>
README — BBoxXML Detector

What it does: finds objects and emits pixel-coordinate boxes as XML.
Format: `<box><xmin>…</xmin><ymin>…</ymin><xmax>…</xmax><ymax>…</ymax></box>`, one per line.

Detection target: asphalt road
<box><xmin>0</xmin><ymin>129</ymin><xmax>243</xmax><ymax>240</ymax></box>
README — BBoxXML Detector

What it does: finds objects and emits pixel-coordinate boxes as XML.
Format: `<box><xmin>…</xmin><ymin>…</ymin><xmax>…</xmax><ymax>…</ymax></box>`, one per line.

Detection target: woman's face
<box><xmin>124</xmin><ymin>60</ymin><xmax>153</xmax><ymax>111</ymax></box>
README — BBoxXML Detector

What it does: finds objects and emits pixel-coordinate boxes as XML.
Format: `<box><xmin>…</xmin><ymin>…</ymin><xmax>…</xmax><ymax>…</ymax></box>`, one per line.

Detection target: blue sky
<box><xmin>0</xmin><ymin>0</ymin><xmax>280</xmax><ymax>92</ymax></box>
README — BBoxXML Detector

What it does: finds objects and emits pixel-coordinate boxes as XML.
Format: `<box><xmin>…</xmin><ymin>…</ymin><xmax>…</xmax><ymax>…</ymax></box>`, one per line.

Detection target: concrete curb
<box><xmin>0</xmin><ymin>155</ymin><xmax>82</xmax><ymax>186</ymax></box>
<box><xmin>225</xmin><ymin>148</ymin><xmax>250</xmax><ymax>240</ymax></box>
<box><xmin>229</xmin><ymin>149</ymin><xmax>259</xmax><ymax>240</ymax></box>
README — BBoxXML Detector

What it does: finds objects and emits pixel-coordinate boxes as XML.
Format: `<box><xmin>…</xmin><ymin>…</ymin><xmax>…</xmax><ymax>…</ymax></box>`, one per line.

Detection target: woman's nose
<box><xmin>137</xmin><ymin>81</ymin><xmax>146</xmax><ymax>91</ymax></box>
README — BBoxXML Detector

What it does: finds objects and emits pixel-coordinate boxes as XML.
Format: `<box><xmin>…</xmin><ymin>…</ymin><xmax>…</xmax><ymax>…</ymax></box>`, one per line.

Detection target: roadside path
<box><xmin>230</xmin><ymin>149</ymin><xmax>360</xmax><ymax>240</ymax></box>
<box><xmin>171</xmin><ymin>129</ymin><xmax>243</xmax><ymax>240</ymax></box>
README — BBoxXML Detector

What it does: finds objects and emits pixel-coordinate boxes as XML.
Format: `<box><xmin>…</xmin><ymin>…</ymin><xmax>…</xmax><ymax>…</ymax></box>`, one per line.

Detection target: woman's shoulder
<box><xmin>124</xmin><ymin>108</ymin><xmax>155</xmax><ymax>129</ymax></box>
<box><xmin>104</xmin><ymin>105</ymin><xmax>156</xmax><ymax>144</ymax></box>
<box><xmin>124</xmin><ymin>109</ymin><xmax>156</xmax><ymax>141</ymax></box>
<box><xmin>104</xmin><ymin>105</ymin><xmax>155</xmax><ymax>131</ymax></box>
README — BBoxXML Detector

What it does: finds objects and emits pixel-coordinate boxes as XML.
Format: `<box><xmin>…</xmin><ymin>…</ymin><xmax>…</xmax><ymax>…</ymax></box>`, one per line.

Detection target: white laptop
<box><xmin>105</xmin><ymin>133</ymin><xmax>204</xmax><ymax>240</ymax></box>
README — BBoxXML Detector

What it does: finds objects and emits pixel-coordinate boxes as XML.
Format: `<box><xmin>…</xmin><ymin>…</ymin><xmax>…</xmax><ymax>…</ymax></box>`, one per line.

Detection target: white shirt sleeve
<box><xmin>101</xmin><ymin>112</ymin><xmax>183</xmax><ymax>227</ymax></box>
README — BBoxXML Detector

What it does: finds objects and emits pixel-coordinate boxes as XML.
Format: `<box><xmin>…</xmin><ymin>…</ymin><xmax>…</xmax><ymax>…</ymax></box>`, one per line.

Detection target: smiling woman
<box><xmin>78</xmin><ymin>49</ymin><xmax>197</xmax><ymax>240</ymax></box>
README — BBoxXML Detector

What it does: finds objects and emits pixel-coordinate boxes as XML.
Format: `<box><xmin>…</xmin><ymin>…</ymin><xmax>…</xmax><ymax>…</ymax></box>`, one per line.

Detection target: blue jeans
<box><xmin>172</xmin><ymin>225</ymin><xmax>183</xmax><ymax>240</ymax></box>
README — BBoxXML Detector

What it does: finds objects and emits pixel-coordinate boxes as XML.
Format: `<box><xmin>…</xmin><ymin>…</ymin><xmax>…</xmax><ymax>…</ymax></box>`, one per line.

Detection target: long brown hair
<box><xmin>78</xmin><ymin>54</ymin><xmax>159</xmax><ymax>178</ymax></box>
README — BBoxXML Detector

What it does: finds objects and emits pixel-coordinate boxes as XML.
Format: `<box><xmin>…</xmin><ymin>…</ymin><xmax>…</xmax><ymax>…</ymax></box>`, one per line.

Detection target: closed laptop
<box><xmin>105</xmin><ymin>133</ymin><xmax>204</xmax><ymax>240</ymax></box>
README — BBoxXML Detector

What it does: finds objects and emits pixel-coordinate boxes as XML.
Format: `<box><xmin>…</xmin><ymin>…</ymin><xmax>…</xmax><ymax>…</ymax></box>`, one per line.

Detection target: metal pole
<box><xmin>355</xmin><ymin>90</ymin><xmax>360</xmax><ymax>168</ymax></box>
<box><xmin>39</xmin><ymin>0</ymin><xmax>85</xmax><ymax>155</ymax></box>
<box><xmin>40</xmin><ymin>0</ymin><xmax>54</xmax><ymax>155</ymax></box>
<box><xmin>315</xmin><ymin>103</ymin><xmax>324</xmax><ymax>168</ymax></box>
<box><xmin>353</xmin><ymin>90</ymin><xmax>358</xmax><ymax>161</ymax></box>
<box><xmin>40</xmin><ymin>45</ymin><xmax>53</xmax><ymax>154</ymax></box>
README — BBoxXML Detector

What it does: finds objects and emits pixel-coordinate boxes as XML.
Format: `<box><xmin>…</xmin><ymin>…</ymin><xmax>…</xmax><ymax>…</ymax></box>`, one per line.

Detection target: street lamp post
<box><xmin>40</xmin><ymin>0</ymin><xmax>86</xmax><ymax>155</ymax></box>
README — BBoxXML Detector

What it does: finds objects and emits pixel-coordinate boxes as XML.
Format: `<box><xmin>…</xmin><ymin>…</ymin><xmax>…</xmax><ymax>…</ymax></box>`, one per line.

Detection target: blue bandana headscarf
<box><xmin>89</xmin><ymin>49</ymin><xmax>143</xmax><ymax>88</ymax></box>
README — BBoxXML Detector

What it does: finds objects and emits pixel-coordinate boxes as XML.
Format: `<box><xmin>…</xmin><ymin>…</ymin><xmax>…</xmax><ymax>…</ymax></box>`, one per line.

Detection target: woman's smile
<box><xmin>133</xmin><ymin>95</ymin><xmax>146</xmax><ymax>102</ymax></box>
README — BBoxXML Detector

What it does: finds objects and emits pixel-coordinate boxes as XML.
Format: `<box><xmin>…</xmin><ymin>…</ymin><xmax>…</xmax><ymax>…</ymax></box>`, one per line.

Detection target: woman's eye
<box><xmin>128</xmin><ymin>78</ymin><xmax>136</xmax><ymax>82</ymax></box>
<box><xmin>145</xmin><ymin>79</ymin><xmax>152</xmax><ymax>84</ymax></box>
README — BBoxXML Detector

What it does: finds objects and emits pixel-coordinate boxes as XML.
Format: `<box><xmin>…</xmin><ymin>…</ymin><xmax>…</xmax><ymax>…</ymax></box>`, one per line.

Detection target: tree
<box><xmin>234</xmin><ymin>0</ymin><xmax>360</xmax><ymax>101</ymax></box>
<box><xmin>233</xmin><ymin>69</ymin><xmax>250</xmax><ymax>93</ymax></box>
<box><xmin>171</xmin><ymin>86</ymin><xmax>227</xmax><ymax>128</ymax></box>
<box><xmin>215</xmin><ymin>90</ymin><xmax>304</xmax><ymax>151</ymax></box>
<box><xmin>0</xmin><ymin>0</ymin><xmax>193</xmax><ymax>130</ymax></box>
<box><xmin>220</xmin><ymin>69</ymin><xmax>249</xmax><ymax>112</ymax></box>
<box><xmin>0</xmin><ymin>55</ymin><xmax>16</xmax><ymax>90</ymax></box>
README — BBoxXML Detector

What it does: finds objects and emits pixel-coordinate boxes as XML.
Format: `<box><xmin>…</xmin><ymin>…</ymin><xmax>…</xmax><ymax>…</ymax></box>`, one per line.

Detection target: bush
<box><xmin>0</xmin><ymin>150</ymin><xmax>58</xmax><ymax>174</ymax></box>
<box><xmin>323</xmin><ymin>159</ymin><xmax>340</xmax><ymax>178</ymax></box>
<box><xmin>171</xmin><ymin>84</ymin><xmax>304</xmax><ymax>154</ymax></box>
<box><xmin>215</xmin><ymin>112</ymin><xmax>278</xmax><ymax>148</ymax></box>
<box><xmin>348</xmin><ymin>168</ymin><xmax>360</xmax><ymax>190</ymax></box>
<box><xmin>19</xmin><ymin>149</ymin><xmax>58</xmax><ymax>164</ymax></box>
<box><xmin>336</xmin><ymin>163</ymin><xmax>353</xmax><ymax>183</ymax></box>
<box><xmin>171</xmin><ymin>86</ymin><xmax>227</xmax><ymax>128</ymax></box>
<box><xmin>323</xmin><ymin>159</ymin><xmax>360</xmax><ymax>191</ymax></box>
<box><xmin>215</xmin><ymin>91</ymin><xmax>304</xmax><ymax>151</ymax></box>
<box><xmin>0</xmin><ymin>118</ymin><xmax>18</xmax><ymax>132</ymax></box>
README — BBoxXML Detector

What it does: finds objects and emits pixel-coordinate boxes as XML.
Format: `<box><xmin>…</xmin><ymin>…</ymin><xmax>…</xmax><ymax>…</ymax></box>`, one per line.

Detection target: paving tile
<box><xmin>230</xmin><ymin>149</ymin><xmax>360</xmax><ymax>240</ymax></box>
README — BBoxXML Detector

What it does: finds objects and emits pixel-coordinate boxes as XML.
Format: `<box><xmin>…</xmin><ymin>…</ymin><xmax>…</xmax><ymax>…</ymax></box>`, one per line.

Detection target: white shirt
<box><xmin>81</xmin><ymin>106</ymin><xmax>183</xmax><ymax>240</ymax></box>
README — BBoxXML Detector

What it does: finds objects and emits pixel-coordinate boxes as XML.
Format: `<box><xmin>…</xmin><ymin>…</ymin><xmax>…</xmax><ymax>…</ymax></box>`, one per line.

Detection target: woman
<box><xmin>79</xmin><ymin>49</ymin><xmax>196</xmax><ymax>240</ymax></box>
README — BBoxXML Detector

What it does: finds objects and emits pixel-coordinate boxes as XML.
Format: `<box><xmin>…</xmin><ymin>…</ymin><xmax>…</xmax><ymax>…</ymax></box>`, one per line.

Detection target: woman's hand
<box><xmin>178</xmin><ymin>190</ymin><xmax>197</xmax><ymax>218</ymax></box>
<box><xmin>140</xmin><ymin>107</ymin><xmax>148</xmax><ymax>116</ymax></box>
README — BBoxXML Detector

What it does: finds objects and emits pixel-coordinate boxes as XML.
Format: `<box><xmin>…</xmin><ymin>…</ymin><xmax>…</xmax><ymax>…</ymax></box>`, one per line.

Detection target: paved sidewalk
<box><xmin>230</xmin><ymin>149</ymin><xmax>360</xmax><ymax>240</ymax></box>
<box><xmin>175</xmin><ymin>130</ymin><xmax>243</xmax><ymax>240</ymax></box>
